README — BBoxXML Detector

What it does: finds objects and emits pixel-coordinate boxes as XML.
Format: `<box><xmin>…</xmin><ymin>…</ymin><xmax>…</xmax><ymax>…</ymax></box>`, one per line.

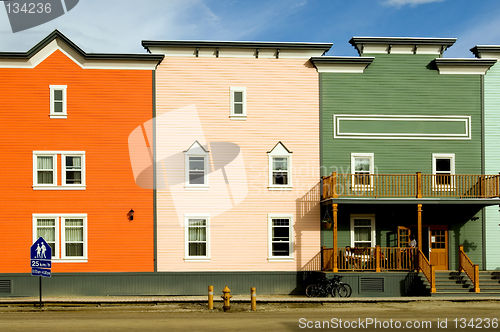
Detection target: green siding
<box><xmin>321</xmin><ymin>54</ymin><xmax>482</xmax><ymax>177</ymax></box>
<box><xmin>484</xmin><ymin>62</ymin><xmax>500</xmax><ymax>270</ymax></box>
<box><xmin>321</xmin><ymin>205</ymin><xmax>483</xmax><ymax>270</ymax></box>
<box><xmin>320</xmin><ymin>53</ymin><xmax>484</xmax><ymax>270</ymax></box>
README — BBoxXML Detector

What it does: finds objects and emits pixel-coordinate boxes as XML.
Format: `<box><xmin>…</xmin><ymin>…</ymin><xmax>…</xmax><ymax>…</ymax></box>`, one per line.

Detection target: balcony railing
<box><xmin>321</xmin><ymin>246</ymin><xmax>417</xmax><ymax>272</ymax></box>
<box><xmin>459</xmin><ymin>245</ymin><xmax>480</xmax><ymax>293</ymax></box>
<box><xmin>322</xmin><ymin>172</ymin><xmax>500</xmax><ymax>200</ymax></box>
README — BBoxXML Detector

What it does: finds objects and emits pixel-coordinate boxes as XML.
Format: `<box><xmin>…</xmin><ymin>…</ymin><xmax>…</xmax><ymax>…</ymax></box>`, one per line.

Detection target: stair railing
<box><xmin>418</xmin><ymin>249</ymin><xmax>436</xmax><ymax>293</ymax></box>
<box><xmin>459</xmin><ymin>245</ymin><xmax>480</xmax><ymax>293</ymax></box>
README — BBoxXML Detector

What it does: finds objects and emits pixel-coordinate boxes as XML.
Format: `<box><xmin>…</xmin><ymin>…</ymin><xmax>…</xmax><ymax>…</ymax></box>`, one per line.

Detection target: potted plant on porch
<box><xmin>321</xmin><ymin>218</ymin><xmax>332</xmax><ymax>229</ymax></box>
<box><xmin>321</xmin><ymin>209</ymin><xmax>332</xmax><ymax>229</ymax></box>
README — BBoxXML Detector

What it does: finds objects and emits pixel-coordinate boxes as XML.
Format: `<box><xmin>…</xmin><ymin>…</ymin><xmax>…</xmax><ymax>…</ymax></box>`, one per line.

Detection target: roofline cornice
<box><xmin>310</xmin><ymin>56</ymin><xmax>374</xmax><ymax>73</ymax></box>
<box><xmin>471</xmin><ymin>45</ymin><xmax>500</xmax><ymax>58</ymax></box>
<box><xmin>0</xmin><ymin>29</ymin><xmax>164</xmax><ymax>62</ymax></box>
<box><xmin>349</xmin><ymin>37</ymin><xmax>456</xmax><ymax>56</ymax></box>
<box><xmin>310</xmin><ymin>56</ymin><xmax>374</xmax><ymax>65</ymax></box>
<box><xmin>349</xmin><ymin>37</ymin><xmax>456</xmax><ymax>46</ymax></box>
<box><xmin>142</xmin><ymin>40</ymin><xmax>332</xmax><ymax>52</ymax></box>
<box><xmin>434</xmin><ymin>58</ymin><xmax>497</xmax><ymax>66</ymax></box>
<box><xmin>434</xmin><ymin>58</ymin><xmax>497</xmax><ymax>75</ymax></box>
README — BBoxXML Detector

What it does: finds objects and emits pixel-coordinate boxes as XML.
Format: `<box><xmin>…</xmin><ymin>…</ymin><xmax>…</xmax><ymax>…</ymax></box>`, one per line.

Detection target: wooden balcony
<box><xmin>322</xmin><ymin>172</ymin><xmax>500</xmax><ymax>200</ymax></box>
<box><xmin>321</xmin><ymin>246</ymin><xmax>417</xmax><ymax>272</ymax></box>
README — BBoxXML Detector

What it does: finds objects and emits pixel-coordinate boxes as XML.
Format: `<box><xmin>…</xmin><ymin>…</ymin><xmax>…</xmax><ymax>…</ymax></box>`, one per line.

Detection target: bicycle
<box><xmin>305</xmin><ymin>276</ymin><xmax>351</xmax><ymax>298</ymax></box>
<box><xmin>331</xmin><ymin>274</ymin><xmax>352</xmax><ymax>298</ymax></box>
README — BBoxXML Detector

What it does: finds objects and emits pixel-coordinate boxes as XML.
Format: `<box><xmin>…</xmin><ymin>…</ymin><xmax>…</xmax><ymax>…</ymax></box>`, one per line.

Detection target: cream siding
<box><xmin>155</xmin><ymin>58</ymin><xmax>320</xmax><ymax>271</ymax></box>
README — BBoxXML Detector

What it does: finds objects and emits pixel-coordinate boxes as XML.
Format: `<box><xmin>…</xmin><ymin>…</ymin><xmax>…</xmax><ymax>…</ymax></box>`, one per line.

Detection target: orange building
<box><xmin>0</xmin><ymin>30</ymin><xmax>163</xmax><ymax>274</ymax></box>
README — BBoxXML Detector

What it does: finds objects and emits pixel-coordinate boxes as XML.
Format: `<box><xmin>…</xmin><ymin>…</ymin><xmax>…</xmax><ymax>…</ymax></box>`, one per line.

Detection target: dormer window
<box><xmin>50</xmin><ymin>85</ymin><xmax>67</xmax><ymax>118</ymax></box>
<box><xmin>268</xmin><ymin>142</ymin><xmax>292</xmax><ymax>190</ymax></box>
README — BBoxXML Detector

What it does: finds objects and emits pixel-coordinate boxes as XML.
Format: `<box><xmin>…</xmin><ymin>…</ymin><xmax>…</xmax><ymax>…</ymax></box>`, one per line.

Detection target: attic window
<box><xmin>50</xmin><ymin>85</ymin><xmax>67</xmax><ymax>119</ymax></box>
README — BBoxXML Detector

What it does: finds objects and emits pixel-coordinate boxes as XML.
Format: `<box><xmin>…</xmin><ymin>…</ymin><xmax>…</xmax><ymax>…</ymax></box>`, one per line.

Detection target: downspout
<box><xmin>481</xmin><ymin>74</ymin><xmax>486</xmax><ymax>270</ymax></box>
<box><xmin>153</xmin><ymin>68</ymin><xmax>157</xmax><ymax>272</ymax></box>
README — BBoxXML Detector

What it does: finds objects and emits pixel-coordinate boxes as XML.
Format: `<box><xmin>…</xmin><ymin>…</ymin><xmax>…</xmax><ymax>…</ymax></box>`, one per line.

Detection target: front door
<box><xmin>429</xmin><ymin>226</ymin><xmax>448</xmax><ymax>270</ymax></box>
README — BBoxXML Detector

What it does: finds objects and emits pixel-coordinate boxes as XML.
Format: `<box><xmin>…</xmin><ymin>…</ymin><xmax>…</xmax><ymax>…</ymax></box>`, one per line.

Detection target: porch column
<box><xmin>333</xmin><ymin>203</ymin><xmax>338</xmax><ymax>273</ymax></box>
<box><xmin>417</xmin><ymin>204</ymin><xmax>422</xmax><ymax>252</ymax></box>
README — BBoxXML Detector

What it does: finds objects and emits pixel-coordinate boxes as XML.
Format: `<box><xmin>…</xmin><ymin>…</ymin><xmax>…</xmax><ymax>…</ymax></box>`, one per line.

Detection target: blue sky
<box><xmin>1</xmin><ymin>0</ymin><xmax>500</xmax><ymax>58</ymax></box>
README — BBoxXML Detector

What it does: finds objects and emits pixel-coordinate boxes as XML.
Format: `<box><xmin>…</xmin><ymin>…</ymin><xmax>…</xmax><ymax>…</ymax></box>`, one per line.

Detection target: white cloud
<box><xmin>445</xmin><ymin>9</ymin><xmax>500</xmax><ymax>58</ymax></box>
<box><xmin>382</xmin><ymin>0</ymin><xmax>445</xmax><ymax>7</ymax></box>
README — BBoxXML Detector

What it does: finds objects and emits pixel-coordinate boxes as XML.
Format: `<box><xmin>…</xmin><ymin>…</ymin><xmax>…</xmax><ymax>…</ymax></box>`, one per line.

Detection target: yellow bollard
<box><xmin>221</xmin><ymin>285</ymin><xmax>232</xmax><ymax>312</ymax></box>
<box><xmin>251</xmin><ymin>287</ymin><xmax>256</xmax><ymax>311</ymax></box>
<box><xmin>208</xmin><ymin>285</ymin><xmax>214</xmax><ymax>310</ymax></box>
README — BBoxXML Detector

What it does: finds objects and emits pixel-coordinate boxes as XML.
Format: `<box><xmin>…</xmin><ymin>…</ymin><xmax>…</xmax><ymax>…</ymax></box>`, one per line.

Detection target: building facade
<box><xmin>472</xmin><ymin>45</ymin><xmax>500</xmax><ymax>271</ymax></box>
<box><xmin>0</xmin><ymin>31</ymin><xmax>162</xmax><ymax>284</ymax></box>
<box><xmin>313</xmin><ymin>37</ymin><xmax>497</xmax><ymax>295</ymax></box>
<box><xmin>142</xmin><ymin>40</ymin><xmax>331</xmax><ymax>288</ymax></box>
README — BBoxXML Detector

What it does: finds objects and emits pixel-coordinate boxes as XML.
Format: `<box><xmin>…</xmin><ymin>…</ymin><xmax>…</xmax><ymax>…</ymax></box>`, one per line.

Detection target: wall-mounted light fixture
<box><xmin>127</xmin><ymin>209</ymin><xmax>134</xmax><ymax>221</ymax></box>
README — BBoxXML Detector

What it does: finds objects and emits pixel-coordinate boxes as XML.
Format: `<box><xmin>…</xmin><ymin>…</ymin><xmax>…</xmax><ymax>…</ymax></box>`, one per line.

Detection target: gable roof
<box><xmin>0</xmin><ymin>30</ymin><xmax>164</xmax><ymax>69</ymax></box>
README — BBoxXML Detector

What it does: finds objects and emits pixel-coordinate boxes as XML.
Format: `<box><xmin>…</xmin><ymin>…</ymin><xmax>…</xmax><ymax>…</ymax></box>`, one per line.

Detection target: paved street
<box><xmin>1</xmin><ymin>301</ymin><xmax>499</xmax><ymax>331</ymax></box>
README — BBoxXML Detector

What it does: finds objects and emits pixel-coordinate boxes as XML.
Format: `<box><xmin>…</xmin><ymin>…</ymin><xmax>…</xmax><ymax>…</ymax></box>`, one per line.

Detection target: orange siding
<box><xmin>0</xmin><ymin>50</ymin><xmax>154</xmax><ymax>273</ymax></box>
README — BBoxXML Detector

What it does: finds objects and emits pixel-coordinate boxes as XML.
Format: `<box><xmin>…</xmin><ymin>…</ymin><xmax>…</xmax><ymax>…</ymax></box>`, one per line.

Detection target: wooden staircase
<box><xmin>420</xmin><ymin>271</ymin><xmax>500</xmax><ymax>296</ymax></box>
<box><xmin>478</xmin><ymin>271</ymin><xmax>500</xmax><ymax>294</ymax></box>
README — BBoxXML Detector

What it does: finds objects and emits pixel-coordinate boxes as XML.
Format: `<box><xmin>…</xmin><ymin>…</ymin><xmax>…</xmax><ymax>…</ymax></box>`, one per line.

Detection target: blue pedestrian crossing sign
<box><xmin>30</xmin><ymin>237</ymin><xmax>52</xmax><ymax>277</ymax></box>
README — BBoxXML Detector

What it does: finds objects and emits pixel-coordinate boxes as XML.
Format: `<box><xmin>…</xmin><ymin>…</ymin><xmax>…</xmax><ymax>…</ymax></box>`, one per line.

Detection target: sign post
<box><xmin>30</xmin><ymin>237</ymin><xmax>52</xmax><ymax>308</ymax></box>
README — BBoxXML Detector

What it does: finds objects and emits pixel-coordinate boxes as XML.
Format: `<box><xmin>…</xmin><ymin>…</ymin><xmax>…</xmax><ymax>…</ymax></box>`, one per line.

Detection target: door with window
<box><xmin>429</xmin><ymin>226</ymin><xmax>448</xmax><ymax>270</ymax></box>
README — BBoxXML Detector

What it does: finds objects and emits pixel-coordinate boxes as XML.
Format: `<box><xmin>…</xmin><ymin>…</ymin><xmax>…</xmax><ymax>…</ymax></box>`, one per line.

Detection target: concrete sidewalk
<box><xmin>1</xmin><ymin>294</ymin><xmax>500</xmax><ymax>305</ymax></box>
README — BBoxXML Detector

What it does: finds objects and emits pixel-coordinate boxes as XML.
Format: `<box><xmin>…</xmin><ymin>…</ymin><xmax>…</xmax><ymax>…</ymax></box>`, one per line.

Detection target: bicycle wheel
<box><xmin>336</xmin><ymin>284</ymin><xmax>349</xmax><ymax>298</ymax></box>
<box><xmin>341</xmin><ymin>283</ymin><xmax>352</xmax><ymax>298</ymax></box>
<box><xmin>305</xmin><ymin>284</ymin><xmax>319</xmax><ymax>297</ymax></box>
<box><xmin>329</xmin><ymin>285</ymin><xmax>336</xmax><ymax>297</ymax></box>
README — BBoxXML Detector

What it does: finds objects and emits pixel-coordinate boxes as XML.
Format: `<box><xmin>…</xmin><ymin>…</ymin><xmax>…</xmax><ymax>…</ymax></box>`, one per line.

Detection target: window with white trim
<box><xmin>33</xmin><ymin>151</ymin><xmax>85</xmax><ymax>190</ymax></box>
<box><xmin>350</xmin><ymin>215</ymin><xmax>375</xmax><ymax>248</ymax></box>
<box><xmin>432</xmin><ymin>153</ymin><xmax>455</xmax><ymax>188</ymax></box>
<box><xmin>184</xmin><ymin>141</ymin><xmax>209</xmax><ymax>189</ymax></box>
<box><xmin>184</xmin><ymin>215</ymin><xmax>210</xmax><ymax>261</ymax></box>
<box><xmin>50</xmin><ymin>85</ymin><xmax>67</xmax><ymax>118</ymax></box>
<box><xmin>230</xmin><ymin>87</ymin><xmax>246</xmax><ymax>120</ymax></box>
<box><xmin>268</xmin><ymin>142</ymin><xmax>292</xmax><ymax>190</ymax></box>
<box><xmin>33</xmin><ymin>214</ymin><xmax>87</xmax><ymax>261</ymax></box>
<box><xmin>268</xmin><ymin>214</ymin><xmax>293</xmax><ymax>261</ymax></box>
<box><xmin>351</xmin><ymin>153</ymin><xmax>374</xmax><ymax>187</ymax></box>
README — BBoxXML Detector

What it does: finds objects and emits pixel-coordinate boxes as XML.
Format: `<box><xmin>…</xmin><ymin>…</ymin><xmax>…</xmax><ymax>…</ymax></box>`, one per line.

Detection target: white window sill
<box><xmin>230</xmin><ymin>115</ymin><xmax>247</xmax><ymax>121</ymax></box>
<box><xmin>50</xmin><ymin>114</ymin><xmax>67</xmax><ymax>119</ymax></box>
<box><xmin>268</xmin><ymin>186</ymin><xmax>293</xmax><ymax>191</ymax></box>
<box><xmin>184</xmin><ymin>257</ymin><xmax>211</xmax><ymax>262</ymax></box>
<box><xmin>268</xmin><ymin>257</ymin><xmax>294</xmax><ymax>262</ymax></box>
<box><xmin>184</xmin><ymin>186</ymin><xmax>209</xmax><ymax>191</ymax></box>
<box><xmin>33</xmin><ymin>186</ymin><xmax>86</xmax><ymax>190</ymax></box>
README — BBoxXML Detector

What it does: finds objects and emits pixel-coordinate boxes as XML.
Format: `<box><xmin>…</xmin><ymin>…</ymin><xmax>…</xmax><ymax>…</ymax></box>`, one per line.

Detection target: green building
<box><xmin>312</xmin><ymin>37</ymin><xmax>498</xmax><ymax>295</ymax></box>
<box><xmin>472</xmin><ymin>45</ymin><xmax>500</xmax><ymax>271</ymax></box>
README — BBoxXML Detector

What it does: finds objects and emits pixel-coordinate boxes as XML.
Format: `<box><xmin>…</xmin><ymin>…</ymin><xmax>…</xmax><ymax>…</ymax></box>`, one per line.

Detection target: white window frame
<box><xmin>62</xmin><ymin>154</ymin><xmax>86</xmax><ymax>187</ymax></box>
<box><xmin>432</xmin><ymin>153</ymin><xmax>455</xmax><ymax>190</ymax></box>
<box><xmin>351</xmin><ymin>153</ymin><xmax>374</xmax><ymax>190</ymax></box>
<box><xmin>268</xmin><ymin>214</ymin><xmax>294</xmax><ymax>262</ymax></box>
<box><xmin>33</xmin><ymin>153</ymin><xmax>57</xmax><ymax>187</ymax></box>
<box><xmin>184</xmin><ymin>142</ymin><xmax>209</xmax><ymax>190</ymax></box>
<box><xmin>33</xmin><ymin>151</ymin><xmax>86</xmax><ymax>190</ymax></box>
<box><xmin>350</xmin><ymin>214</ymin><xmax>376</xmax><ymax>248</ymax></box>
<box><xmin>268</xmin><ymin>142</ymin><xmax>293</xmax><ymax>190</ymax></box>
<box><xmin>49</xmin><ymin>85</ymin><xmax>67</xmax><ymax>119</ymax></box>
<box><xmin>33</xmin><ymin>214</ymin><xmax>88</xmax><ymax>262</ymax></box>
<box><xmin>184</xmin><ymin>214</ymin><xmax>210</xmax><ymax>262</ymax></box>
<box><xmin>230</xmin><ymin>87</ymin><xmax>247</xmax><ymax>120</ymax></box>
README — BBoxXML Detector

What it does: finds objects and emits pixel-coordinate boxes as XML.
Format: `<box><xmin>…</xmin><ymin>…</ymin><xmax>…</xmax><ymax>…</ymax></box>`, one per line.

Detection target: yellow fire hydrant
<box><xmin>221</xmin><ymin>285</ymin><xmax>232</xmax><ymax>312</ymax></box>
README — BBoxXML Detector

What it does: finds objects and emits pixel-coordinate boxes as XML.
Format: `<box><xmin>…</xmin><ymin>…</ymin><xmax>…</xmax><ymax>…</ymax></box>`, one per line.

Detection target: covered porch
<box><xmin>318</xmin><ymin>172</ymin><xmax>500</xmax><ymax>293</ymax></box>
